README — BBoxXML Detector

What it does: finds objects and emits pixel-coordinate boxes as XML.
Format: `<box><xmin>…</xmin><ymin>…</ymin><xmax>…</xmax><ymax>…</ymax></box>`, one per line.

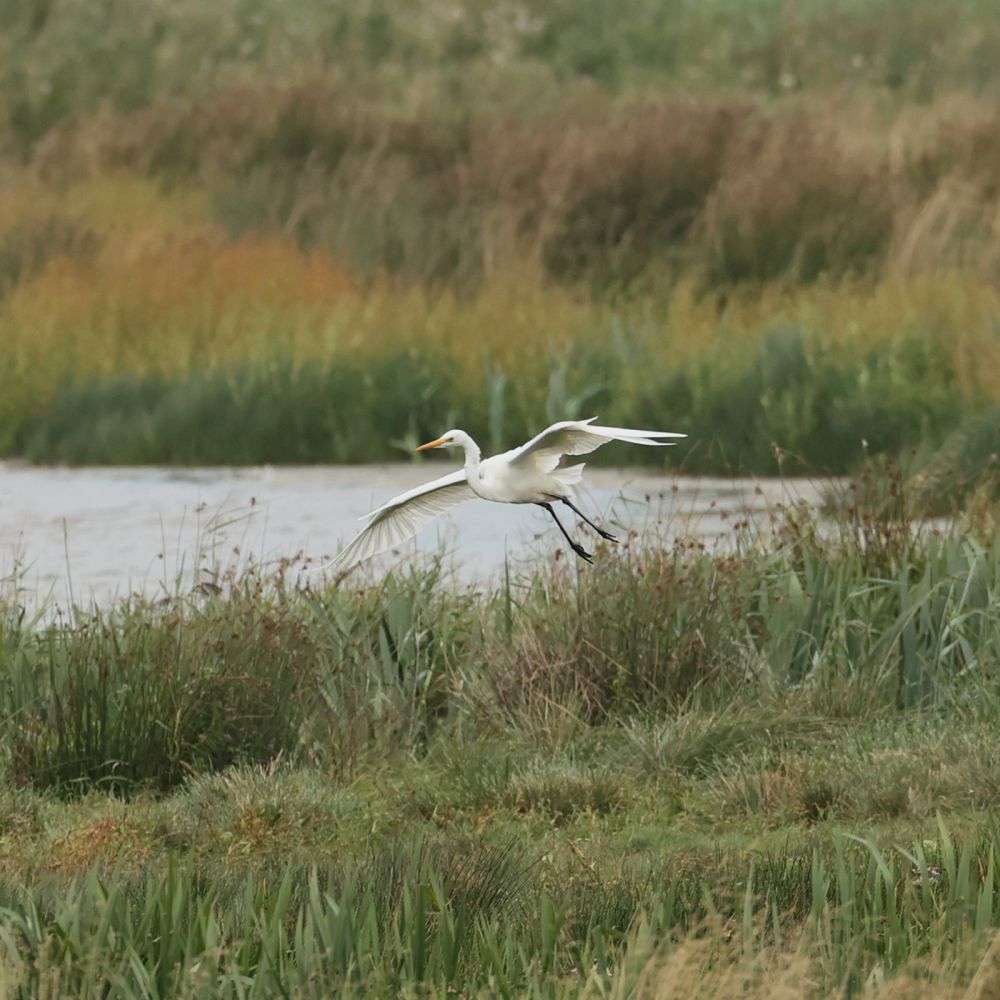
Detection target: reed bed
<box><xmin>0</xmin><ymin>181</ymin><xmax>996</xmax><ymax>479</ymax></box>
<box><xmin>3</xmin><ymin>1</ymin><xmax>1000</xmax><ymax>479</ymax></box>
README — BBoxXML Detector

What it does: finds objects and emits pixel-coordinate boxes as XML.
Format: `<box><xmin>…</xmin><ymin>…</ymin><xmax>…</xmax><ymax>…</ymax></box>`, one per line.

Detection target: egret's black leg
<box><xmin>559</xmin><ymin>497</ymin><xmax>618</xmax><ymax>542</ymax></box>
<box><xmin>537</xmin><ymin>502</ymin><xmax>593</xmax><ymax>563</ymax></box>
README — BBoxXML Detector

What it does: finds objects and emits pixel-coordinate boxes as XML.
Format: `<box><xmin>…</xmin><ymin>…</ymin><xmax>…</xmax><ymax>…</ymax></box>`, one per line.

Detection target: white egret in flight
<box><xmin>330</xmin><ymin>418</ymin><xmax>686</xmax><ymax>570</ymax></box>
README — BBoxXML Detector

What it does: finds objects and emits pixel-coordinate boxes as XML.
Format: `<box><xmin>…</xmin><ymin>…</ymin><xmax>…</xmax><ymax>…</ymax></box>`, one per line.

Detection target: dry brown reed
<box><xmin>22</xmin><ymin>85</ymin><xmax>1000</xmax><ymax>293</ymax></box>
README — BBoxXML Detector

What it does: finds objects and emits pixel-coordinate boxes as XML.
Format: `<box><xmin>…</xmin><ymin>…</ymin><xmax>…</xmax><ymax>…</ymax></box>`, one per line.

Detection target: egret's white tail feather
<box><xmin>588</xmin><ymin>424</ymin><xmax>685</xmax><ymax>446</ymax></box>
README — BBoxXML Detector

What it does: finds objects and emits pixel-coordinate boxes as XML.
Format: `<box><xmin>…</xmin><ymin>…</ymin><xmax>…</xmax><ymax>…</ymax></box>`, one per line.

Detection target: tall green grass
<box><xmin>5</xmin><ymin>326</ymin><xmax>973</xmax><ymax>474</ymax></box>
<box><xmin>3</xmin><ymin>503</ymin><xmax>1000</xmax><ymax>799</ymax></box>
<box><xmin>5</xmin><ymin>0</ymin><xmax>1000</xmax><ymax>149</ymax></box>
<box><xmin>0</xmin><ymin>827</ymin><xmax>998</xmax><ymax>995</ymax></box>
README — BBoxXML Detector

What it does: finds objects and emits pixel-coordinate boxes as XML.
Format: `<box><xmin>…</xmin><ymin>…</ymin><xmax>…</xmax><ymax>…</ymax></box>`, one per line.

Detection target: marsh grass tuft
<box><xmin>1</xmin><ymin>591</ymin><xmax>317</xmax><ymax>795</ymax></box>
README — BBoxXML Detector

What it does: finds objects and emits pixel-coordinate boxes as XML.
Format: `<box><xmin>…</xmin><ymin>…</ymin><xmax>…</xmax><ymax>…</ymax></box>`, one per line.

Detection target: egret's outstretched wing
<box><xmin>330</xmin><ymin>470</ymin><xmax>475</xmax><ymax>571</ymax></box>
<box><xmin>509</xmin><ymin>418</ymin><xmax>685</xmax><ymax>473</ymax></box>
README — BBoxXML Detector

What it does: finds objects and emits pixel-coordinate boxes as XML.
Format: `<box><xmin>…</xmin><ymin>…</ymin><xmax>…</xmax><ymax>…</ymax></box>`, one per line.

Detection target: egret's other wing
<box><xmin>509</xmin><ymin>418</ymin><xmax>685</xmax><ymax>473</ymax></box>
<box><xmin>330</xmin><ymin>470</ymin><xmax>475</xmax><ymax>572</ymax></box>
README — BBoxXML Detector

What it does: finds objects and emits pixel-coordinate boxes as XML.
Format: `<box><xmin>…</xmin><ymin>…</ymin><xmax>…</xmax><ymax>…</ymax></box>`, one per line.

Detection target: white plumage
<box><xmin>330</xmin><ymin>418</ymin><xmax>685</xmax><ymax>571</ymax></box>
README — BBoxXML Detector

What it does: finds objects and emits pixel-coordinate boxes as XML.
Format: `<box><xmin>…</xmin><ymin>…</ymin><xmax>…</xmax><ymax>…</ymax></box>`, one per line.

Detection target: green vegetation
<box><xmin>1</xmin><ymin>1</ymin><xmax>1000</xmax><ymax>483</ymax></box>
<box><xmin>1</xmin><ymin>832</ymin><xmax>999</xmax><ymax>996</ymax></box>
<box><xmin>2</xmin><ymin>501</ymin><xmax>1000</xmax><ymax>993</ymax></box>
<box><xmin>8</xmin><ymin>328</ymin><xmax>966</xmax><ymax>474</ymax></box>
<box><xmin>4</xmin><ymin>0</ymin><xmax>1000</xmax><ymax>138</ymax></box>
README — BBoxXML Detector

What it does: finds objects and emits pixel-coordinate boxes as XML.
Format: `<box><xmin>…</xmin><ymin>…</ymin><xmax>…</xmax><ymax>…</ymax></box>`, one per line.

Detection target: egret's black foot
<box><xmin>557</xmin><ymin>497</ymin><xmax>618</xmax><ymax>545</ymax></box>
<box><xmin>572</xmin><ymin>543</ymin><xmax>594</xmax><ymax>563</ymax></box>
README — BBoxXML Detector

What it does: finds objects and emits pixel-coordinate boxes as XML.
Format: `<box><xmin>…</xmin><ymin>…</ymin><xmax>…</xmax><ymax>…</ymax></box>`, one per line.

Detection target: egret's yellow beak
<box><xmin>416</xmin><ymin>436</ymin><xmax>448</xmax><ymax>452</ymax></box>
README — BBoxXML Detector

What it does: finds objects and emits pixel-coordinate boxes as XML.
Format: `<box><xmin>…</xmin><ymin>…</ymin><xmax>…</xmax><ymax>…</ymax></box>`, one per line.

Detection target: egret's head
<box><xmin>416</xmin><ymin>430</ymin><xmax>462</xmax><ymax>452</ymax></box>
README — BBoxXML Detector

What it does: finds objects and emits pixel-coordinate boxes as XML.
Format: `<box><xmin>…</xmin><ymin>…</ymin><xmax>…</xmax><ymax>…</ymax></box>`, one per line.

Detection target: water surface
<box><xmin>0</xmin><ymin>463</ymin><xmax>828</xmax><ymax>609</ymax></box>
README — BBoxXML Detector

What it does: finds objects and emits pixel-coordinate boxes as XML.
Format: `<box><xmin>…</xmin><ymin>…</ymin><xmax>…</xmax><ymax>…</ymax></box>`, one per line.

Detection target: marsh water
<box><xmin>0</xmin><ymin>463</ymin><xmax>829</xmax><ymax>610</ymax></box>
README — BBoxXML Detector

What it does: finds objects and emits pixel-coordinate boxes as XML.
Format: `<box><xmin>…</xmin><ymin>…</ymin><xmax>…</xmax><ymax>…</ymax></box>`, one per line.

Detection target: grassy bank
<box><xmin>2</xmin><ymin>502</ymin><xmax>1000</xmax><ymax>993</ymax></box>
<box><xmin>4</xmin><ymin>319</ymin><xmax>970</xmax><ymax>474</ymax></box>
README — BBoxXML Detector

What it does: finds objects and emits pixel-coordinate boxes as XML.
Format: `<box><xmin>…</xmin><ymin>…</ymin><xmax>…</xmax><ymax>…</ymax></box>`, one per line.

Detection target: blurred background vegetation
<box><xmin>1</xmin><ymin>0</ymin><xmax>999</xmax><ymax>498</ymax></box>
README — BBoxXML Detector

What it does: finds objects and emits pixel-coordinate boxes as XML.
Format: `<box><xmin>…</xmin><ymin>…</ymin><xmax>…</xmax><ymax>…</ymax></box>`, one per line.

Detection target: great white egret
<box><xmin>330</xmin><ymin>418</ymin><xmax>686</xmax><ymax>570</ymax></box>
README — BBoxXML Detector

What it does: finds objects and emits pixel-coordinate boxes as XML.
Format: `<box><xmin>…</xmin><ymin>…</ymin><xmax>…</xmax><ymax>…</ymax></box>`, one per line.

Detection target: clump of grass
<box><xmin>910</xmin><ymin>406</ymin><xmax>1000</xmax><ymax>516</ymax></box>
<box><xmin>693</xmin><ymin>721</ymin><xmax>1000</xmax><ymax>828</ymax></box>
<box><xmin>504</xmin><ymin>763</ymin><xmax>625</xmax><ymax>822</ymax></box>
<box><xmin>700</xmin><ymin>110</ymin><xmax>893</xmax><ymax>286</ymax></box>
<box><xmin>540</xmin><ymin>99</ymin><xmax>741</xmax><ymax>289</ymax></box>
<box><xmin>167</xmin><ymin>764</ymin><xmax>360</xmax><ymax>857</ymax></box>
<box><xmin>1</xmin><ymin>586</ymin><xmax>320</xmax><ymax>795</ymax></box>
<box><xmin>624</xmin><ymin>709</ymin><xmax>832</xmax><ymax>777</ymax></box>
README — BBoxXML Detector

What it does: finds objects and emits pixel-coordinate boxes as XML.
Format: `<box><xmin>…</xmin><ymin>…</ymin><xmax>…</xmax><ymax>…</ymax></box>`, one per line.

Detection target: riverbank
<box><xmin>1</xmin><ymin>497</ymin><xmax>1000</xmax><ymax>994</ymax></box>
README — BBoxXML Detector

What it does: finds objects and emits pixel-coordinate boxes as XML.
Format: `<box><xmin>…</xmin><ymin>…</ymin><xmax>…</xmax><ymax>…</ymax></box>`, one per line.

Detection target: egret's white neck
<box><xmin>452</xmin><ymin>430</ymin><xmax>481</xmax><ymax>475</ymax></box>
